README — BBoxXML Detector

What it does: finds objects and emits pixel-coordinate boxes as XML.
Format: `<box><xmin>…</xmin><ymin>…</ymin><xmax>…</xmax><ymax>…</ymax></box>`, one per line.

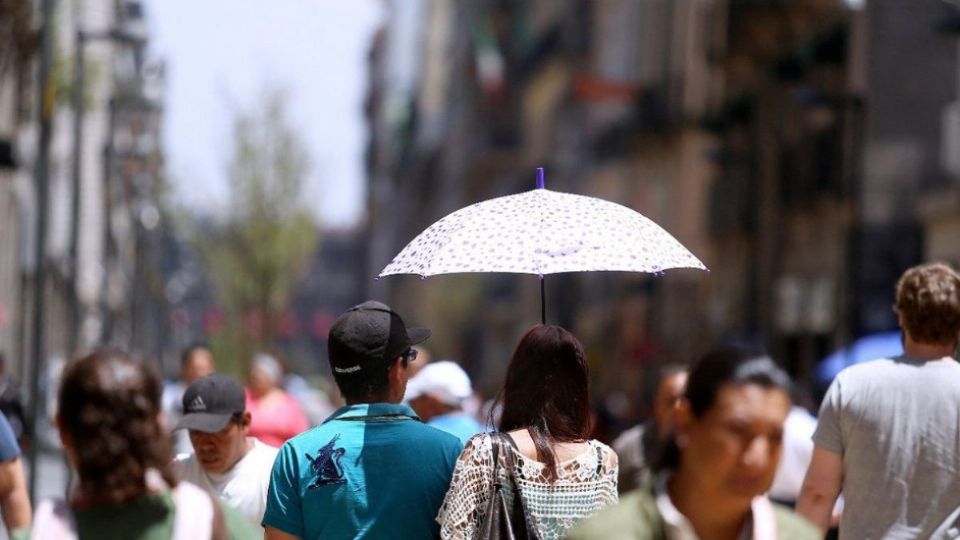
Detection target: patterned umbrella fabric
<box><xmin>379</xmin><ymin>173</ymin><xmax>707</xmax><ymax>278</ymax></box>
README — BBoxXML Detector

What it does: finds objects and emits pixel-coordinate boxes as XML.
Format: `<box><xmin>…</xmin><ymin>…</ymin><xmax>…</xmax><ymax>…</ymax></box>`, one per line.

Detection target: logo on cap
<box><xmin>333</xmin><ymin>365</ymin><xmax>361</xmax><ymax>374</ymax></box>
<box><xmin>188</xmin><ymin>395</ymin><xmax>206</xmax><ymax>412</ymax></box>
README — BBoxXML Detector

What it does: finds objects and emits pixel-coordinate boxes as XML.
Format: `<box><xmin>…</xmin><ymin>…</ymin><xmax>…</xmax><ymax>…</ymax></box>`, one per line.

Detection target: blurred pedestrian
<box><xmin>282</xmin><ymin>372</ymin><xmax>334</xmax><ymax>426</ymax></box>
<box><xmin>798</xmin><ymin>262</ymin><xmax>960</xmax><ymax>538</ymax></box>
<box><xmin>263</xmin><ymin>301</ymin><xmax>462</xmax><ymax>539</ymax></box>
<box><xmin>612</xmin><ymin>365</ymin><xmax>687</xmax><ymax>494</ymax></box>
<box><xmin>0</xmin><ymin>352</ymin><xmax>26</xmax><ymax>447</ymax></box>
<box><xmin>405</xmin><ymin>360</ymin><xmax>484</xmax><ymax>444</ymax></box>
<box><xmin>163</xmin><ymin>343</ymin><xmax>216</xmax><ymax>455</ymax></box>
<box><xmin>567</xmin><ymin>345</ymin><xmax>819</xmax><ymax>540</ymax></box>
<box><xmin>0</xmin><ymin>411</ymin><xmax>30</xmax><ymax>535</ymax></box>
<box><xmin>437</xmin><ymin>324</ymin><xmax>619</xmax><ymax>540</ymax></box>
<box><xmin>768</xmin><ymin>399</ymin><xmax>817</xmax><ymax>506</ymax></box>
<box><xmin>25</xmin><ymin>350</ymin><xmax>257</xmax><ymax>539</ymax></box>
<box><xmin>245</xmin><ymin>353</ymin><xmax>308</xmax><ymax>447</ymax></box>
<box><xmin>171</xmin><ymin>373</ymin><xmax>279</xmax><ymax>527</ymax></box>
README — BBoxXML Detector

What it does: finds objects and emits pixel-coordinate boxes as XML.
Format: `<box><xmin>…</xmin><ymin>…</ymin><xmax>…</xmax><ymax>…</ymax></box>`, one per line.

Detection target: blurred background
<box><xmin>0</xmin><ymin>0</ymin><xmax>959</xmax><ymax>510</ymax></box>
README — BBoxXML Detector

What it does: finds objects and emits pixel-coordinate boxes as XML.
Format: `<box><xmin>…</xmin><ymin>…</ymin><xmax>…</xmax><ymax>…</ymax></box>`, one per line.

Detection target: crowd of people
<box><xmin>0</xmin><ymin>261</ymin><xmax>955</xmax><ymax>539</ymax></box>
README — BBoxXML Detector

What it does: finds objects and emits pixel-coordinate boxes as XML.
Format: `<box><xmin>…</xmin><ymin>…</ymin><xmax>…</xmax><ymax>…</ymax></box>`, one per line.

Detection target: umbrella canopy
<box><xmin>380</xmin><ymin>172</ymin><xmax>706</xmax><ymax>278</ymax></box>
<box><xmin>814</xmin><ymin>330</ymin><xmax>903</xmax><ymax>390</ymax></box>
<box><xmin>379</xmin><ymin>168</ymin><xmax>707</xmax><ymax>322</ymax></box>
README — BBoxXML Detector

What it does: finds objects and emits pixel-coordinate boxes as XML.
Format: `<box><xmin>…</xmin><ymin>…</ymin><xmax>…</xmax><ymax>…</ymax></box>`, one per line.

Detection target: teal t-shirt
<box><xmin>262</xmin><ymin>403</ymin><xmax>463</xmax><ymax>539</ymax></box>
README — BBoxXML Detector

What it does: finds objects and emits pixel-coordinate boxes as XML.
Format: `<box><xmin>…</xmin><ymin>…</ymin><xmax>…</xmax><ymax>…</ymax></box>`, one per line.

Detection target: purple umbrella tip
<box><xmin>373</xmin><ymin>276</ymin><xmax>380</xmax><ymax>281</ymax></box>
<box><xmin>536</xmin><ymin>167</ymin><xmax>545</xmax><ymax>189</ymax></box>
<box><xmin>419</xmin><ymin>275</ymin><xmax>427</xmax><ymax>281</ymax></box>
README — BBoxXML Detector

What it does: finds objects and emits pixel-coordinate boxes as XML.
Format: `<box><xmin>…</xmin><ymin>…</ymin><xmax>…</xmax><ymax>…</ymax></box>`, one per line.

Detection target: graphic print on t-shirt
<box><xmin>306</xmin><ymin>434</ymin><xmax>347</xmax><ymax>488</ymax></box>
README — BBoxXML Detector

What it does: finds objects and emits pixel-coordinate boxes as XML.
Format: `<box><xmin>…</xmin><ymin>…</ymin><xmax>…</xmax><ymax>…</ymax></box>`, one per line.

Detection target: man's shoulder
<box><xmin>250</xmin><ymin>440</ymin><xmax>280</xmax><ymax>458</ymax></box>
<box><xmin>429</xmin><ymin>412</ymin><xmax>482</xmax><ymax>430</ymax></box>
<box><xmin>841</xmin><ymin>357</ymin><xmax>898</xmax><ymax>375</ymax></box>
<box><xmin>409</xmin><ymin>418</ymin><xmax>463</xmax><ymax>439</ymax></box>
<box><xmin>244</xmin><ymin>441</ymin><xmax>280</xmax><ymax>470</ymax></box>
<box><xmin>282</xmin><ymin>418</ymin><xmax>461</xmax><ymax>451</ymax></box>
<box><xmin>839</xmin><ymin>357</ymin><xmax>960</xmax><ymax>387</ymax></box>
<box><xmin>400</xmin><ymin>419</ymin><xmax>465</xmax><ymax>455</ymax></box>
<box><xmin>274</xmin><ymin>426</ymin><xmax>348</xmax><ymax>468</ymax></box>
<box><xmin>834</xmin><ymin>358</ymin><xmax>909</xmax><ymax>389</ymax></box>
<box><xmin>566</xmin><ymin>489</ymin><xmax>661</xmax><ymax>540</ymax></box>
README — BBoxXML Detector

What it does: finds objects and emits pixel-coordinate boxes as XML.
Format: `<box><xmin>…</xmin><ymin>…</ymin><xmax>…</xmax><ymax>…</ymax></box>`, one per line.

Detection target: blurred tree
<box><xmin>196</xmin><ymin>89</ymin><xmax>318</xmax><ymax>376</ymax></box>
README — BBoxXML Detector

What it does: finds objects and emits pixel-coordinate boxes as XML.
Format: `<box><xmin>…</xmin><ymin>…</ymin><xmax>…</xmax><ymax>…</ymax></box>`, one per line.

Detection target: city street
<box><xmin>0</xmin><ymin>0</ymin><xmax>958</xmax><ymax>538</ymax></box>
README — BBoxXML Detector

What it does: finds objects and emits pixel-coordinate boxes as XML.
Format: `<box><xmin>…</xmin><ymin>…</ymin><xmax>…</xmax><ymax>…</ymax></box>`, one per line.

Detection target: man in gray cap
<box><xmin>263</xmin><ymin>301</ymin><xmax>463</xmax><ymax>540</ymax></box>
<box><xmin>171</xmin><ymin>373</ymin><xmax>279</xmax><ymax>527</ymax></box>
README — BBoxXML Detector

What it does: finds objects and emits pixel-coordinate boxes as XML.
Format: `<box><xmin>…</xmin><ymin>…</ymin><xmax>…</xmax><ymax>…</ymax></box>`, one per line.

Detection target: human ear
<box><xmin>673</xmin><ymin>399</ymin><xmax>693</xmax><ymax>448</ymax></box>
<box><xmin>389</xmin><ymin>357</ymin><xmax>405</xmax><ymax>383</ymax></box>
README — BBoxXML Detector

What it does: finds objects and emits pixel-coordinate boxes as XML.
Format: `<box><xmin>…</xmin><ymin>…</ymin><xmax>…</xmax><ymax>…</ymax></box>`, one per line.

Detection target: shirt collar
<box><xmin>654</xmin><ymin>473</ymin><xmax>765</xmax><ymax>540</ymax></box>
<box><xmin>326</xmin><ymin>402</ymin><xmax>420</xmax><ymax>421</ymax></box>
<box><xmin>655</xmin><ymin>473</ymin><xmax>702</xmax><ymax>540</ymax></box>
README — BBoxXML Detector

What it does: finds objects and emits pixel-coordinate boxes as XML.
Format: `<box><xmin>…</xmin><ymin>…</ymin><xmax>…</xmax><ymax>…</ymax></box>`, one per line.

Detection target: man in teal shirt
<box><xmin>263</xmin><ymin>301</ymin><xmax>463</xmax><ymax>539</ymax></box>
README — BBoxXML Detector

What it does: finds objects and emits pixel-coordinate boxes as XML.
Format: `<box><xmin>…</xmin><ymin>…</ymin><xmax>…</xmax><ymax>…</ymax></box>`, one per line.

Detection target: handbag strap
<box><xmin>489</xmin><ymin>433</ymin><xmax>502</xmax><ymax>489</ymax></box>
<box><xmin>495</xmin><ymin>432</ymin><xmax>542</xmax><ymax>540</ymax></box>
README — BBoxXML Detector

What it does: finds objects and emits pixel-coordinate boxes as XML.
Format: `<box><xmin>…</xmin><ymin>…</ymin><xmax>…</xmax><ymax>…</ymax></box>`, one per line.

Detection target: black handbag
<box><xmin>476</xmin><ymin>432</ymin><xmax>542</xmax><ymax>540</ymax></box>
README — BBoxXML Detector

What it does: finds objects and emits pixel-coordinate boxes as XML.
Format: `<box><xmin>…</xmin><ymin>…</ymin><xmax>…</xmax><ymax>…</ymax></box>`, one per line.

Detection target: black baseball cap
<box><xmin>174</xmin><ymin>374</ymin><xmax>245</xmax><ymax>433</ymax></box>
<box><xmin>328</xmin><ymin>300</ymin><xmax>430</xmax><ymax>375</ymax></box>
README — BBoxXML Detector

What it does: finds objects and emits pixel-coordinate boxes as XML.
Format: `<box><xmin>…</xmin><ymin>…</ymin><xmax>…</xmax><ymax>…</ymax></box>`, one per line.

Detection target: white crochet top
<box><xmin>437</xmin><ymin>432</ymin><xmax>619</xmax><ymax>540</ymax></box>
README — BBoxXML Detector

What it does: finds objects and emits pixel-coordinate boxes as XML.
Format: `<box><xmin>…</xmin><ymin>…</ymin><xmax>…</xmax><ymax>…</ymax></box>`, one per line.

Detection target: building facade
<box><xmin>365</xmin><ymin>0</ymin><xmax>960</xmax><ymax>417</ymax></box>
<box><xmin>2</xmin><ymin>0</ymin><xmax>170</xmax><ymax>390</ymax></box>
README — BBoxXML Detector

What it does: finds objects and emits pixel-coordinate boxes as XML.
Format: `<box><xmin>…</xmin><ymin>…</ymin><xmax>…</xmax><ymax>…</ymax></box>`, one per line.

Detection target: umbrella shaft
<box><xmin>540</xmin><ymin>277</ymin><xmax>546</xmax><ymax>324</ymax></box>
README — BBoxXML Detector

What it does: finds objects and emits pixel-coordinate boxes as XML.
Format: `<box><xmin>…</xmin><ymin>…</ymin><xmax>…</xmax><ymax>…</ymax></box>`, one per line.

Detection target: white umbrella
<box><xmin>379</xmin><ymin>168</ymin><xmax>708</xmax><ymax>322</ymax></box>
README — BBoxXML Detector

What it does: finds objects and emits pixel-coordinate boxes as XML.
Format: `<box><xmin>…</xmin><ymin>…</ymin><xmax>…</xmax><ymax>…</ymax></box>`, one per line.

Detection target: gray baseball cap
<box><xmin>174</xmin><ymin>374</ymin><xmax>245</xmax><ymax>433</ymax></box>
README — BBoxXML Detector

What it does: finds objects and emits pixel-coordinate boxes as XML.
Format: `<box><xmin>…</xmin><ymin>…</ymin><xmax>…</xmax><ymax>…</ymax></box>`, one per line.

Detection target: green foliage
<box><xmin>194</xmin><ymin>88</ymin><xmax>318</xmax><ymax>375</ymax></box>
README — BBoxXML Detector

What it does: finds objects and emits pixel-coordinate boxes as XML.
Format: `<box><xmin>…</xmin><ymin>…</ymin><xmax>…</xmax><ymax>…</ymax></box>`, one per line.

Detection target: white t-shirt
<box><xmin>768</xmin><ymin>406</ymin><xmax>817</xmax><ymax>502</ymax></box>
<box><xmin>171</xmin><ymin>437</ymin><xmax>279</xmax><ymax>527</ymax></box>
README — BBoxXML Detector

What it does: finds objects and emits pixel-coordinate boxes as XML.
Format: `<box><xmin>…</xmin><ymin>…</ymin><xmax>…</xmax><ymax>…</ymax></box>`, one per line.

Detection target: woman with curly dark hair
<box><xmin>21</xmin><ymin>350</ymin><xmax>257</xmax><ymax>540</ymax></box>
<box><xmin>437</xmin><ymin>325</ymin><xmax>619</xmax><ymax>539</ymax></box>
